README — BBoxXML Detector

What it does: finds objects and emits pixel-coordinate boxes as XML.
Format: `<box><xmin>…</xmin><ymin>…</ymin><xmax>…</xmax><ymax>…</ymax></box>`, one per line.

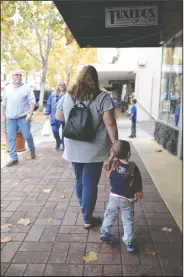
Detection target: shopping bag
<box><xmin>59</xmin><ymin>125</ymin><xmax>63</xmax><ymax>138</ymax></box>
<box><xmin>42</xmin><ymin>121</ymin><xmax>51</xmax><ymax>136</ymax></box>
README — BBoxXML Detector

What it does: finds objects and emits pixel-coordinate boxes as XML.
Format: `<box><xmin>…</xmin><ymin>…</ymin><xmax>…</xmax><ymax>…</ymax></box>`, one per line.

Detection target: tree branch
<box><xmin>24</xmin><ymin>1</ymin><xmax>44</xmax><ymax>63</ymax></box>
<box><xmin>11</xmin><ymin>26</ymin><xmax>41</xmax><ymax>62</ymax></box>
<box><xmin>22</xmin><ymin>43</ymin><xmax>41</xmax><ymax>62</ymax></box>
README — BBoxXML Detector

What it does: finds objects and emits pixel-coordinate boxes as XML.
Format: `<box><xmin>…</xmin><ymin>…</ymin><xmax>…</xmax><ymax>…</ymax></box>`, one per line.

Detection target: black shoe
<box><xmin>100</xmin><ymin>233</ymin><xmax>118</xmax><ymax>246</ymax></box>
<box><xmin>6</xmin><ymin>160</ymin><xmax>19</xmax><ymax>167</ymax></box>
<box><xmin>56</xmin><ymin>142</ymin><xmax>62</xmax><ymax>150</ymax></box>
<box><xmin>129</xmin><ymin>135</ymin><xmax>133</xmax><ymax>138</ymax></box>
<box><xmin>84</xmin><ymin>216</ymin><xmax>102</xmax><ymax>229</ymax></box>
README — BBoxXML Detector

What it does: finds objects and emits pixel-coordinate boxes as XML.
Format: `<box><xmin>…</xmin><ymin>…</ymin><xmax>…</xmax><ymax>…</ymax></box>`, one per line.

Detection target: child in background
<box><xmin>129</xmin><ymin>99</ymin><xmax>137</xmax><ymax>138</ymax></box>
<box><xmin>100</xmin><ymin>140</ymin><xmax>142</xmax><ymax>252</ymax></box>
<box><xmin>175</xmin><ymin>102</ymin><xmax>180</xmax><ymax>126</ymax></box>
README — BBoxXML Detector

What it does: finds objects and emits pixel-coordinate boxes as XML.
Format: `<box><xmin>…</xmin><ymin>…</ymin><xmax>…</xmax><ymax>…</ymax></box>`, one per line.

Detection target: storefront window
<box><xmin>159</xmin><ymin>32</ymin><xmax>182</xmax><ymax>127</ymax></box>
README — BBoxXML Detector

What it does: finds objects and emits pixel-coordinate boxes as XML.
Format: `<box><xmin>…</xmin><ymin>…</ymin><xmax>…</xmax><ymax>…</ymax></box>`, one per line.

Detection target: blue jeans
<box><xmin>72</xmin><ymin>162</ymin><xmax>103</xmax><ymax>224</ymax></box>
<box><xmin>101</xmin><ymin>195</ymin><xmax>135</xmax><ymax>244</ymax></box>
<box><xmin>7</xmin><ymin>116</ymin><xmax>35</xmax><ymax>161</ymax></box>
<box><xmin>51</xmin><ymin>123</ymin><xmax>65</xmax><ymax>147</ymax></box>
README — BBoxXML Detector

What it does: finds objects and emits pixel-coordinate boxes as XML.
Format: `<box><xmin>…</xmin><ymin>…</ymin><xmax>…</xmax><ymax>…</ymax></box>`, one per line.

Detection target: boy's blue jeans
<box><xmin>131</xmin><ymin>122</ymin><xmax>136</xmax><ymax>136</ymax></box>
<box><xmin>101</xmin><ymin>194</ymin><xmax>135</xmax><ymax>244</ymax></box>
<box><xmin>72</xmin><ymin>162</ymin><xmax>103</xmax><ymax>224</ymax></box>
<box><xmin>7</xmin><ymin>116</ymin><xmax>35</xmax><ymax>161</ymax></box>
<box><xmin>51</xmin><ymin>122</ymin><xmax>65</xmax><ymax>148</ymax></box>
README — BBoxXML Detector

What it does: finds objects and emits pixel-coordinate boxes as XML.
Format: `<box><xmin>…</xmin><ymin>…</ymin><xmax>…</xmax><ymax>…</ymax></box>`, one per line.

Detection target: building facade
<box><xmin>54</xmin><ymin>0</ymin><xmax>182</xmax><ymax>159</ymax></box>
<box><xmin>154</xmin><ymin>31</ymin><xmax>182</xmax><ymax>158</ymax></box>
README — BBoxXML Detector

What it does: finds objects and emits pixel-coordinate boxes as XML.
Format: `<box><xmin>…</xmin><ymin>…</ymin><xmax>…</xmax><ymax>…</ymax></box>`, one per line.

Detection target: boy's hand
<box><xmin>136</xmin><ymin>192</ymin><xmax>142</xmax><ymax>200</ymax></box>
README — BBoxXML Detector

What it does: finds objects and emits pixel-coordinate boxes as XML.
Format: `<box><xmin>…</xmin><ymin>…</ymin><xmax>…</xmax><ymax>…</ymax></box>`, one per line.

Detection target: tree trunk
<box><xmin>25</xmin><ymin>72</ymin><xmax>28</xmax><ymax>83</ymax></box>
<box><xmin>38</xmin><ymin>63</ymin><xmax>47</xmax><ymax>112</ymax></box>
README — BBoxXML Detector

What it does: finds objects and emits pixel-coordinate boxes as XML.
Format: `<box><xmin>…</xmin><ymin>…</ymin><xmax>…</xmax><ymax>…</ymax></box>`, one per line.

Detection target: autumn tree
<box><xmin>47</xmin><ymin>39</ymin><xmax>98</xmax><ymax>89</ymax></box>
<box><xmin>1</xmin><ymin>1</ymin><xmax>64</xmax><ymax>111</ymax></box>
<box><xmin>1</xmin><ymin>1</ymin><xmax>98</xmax><ymax>108</ymax></box>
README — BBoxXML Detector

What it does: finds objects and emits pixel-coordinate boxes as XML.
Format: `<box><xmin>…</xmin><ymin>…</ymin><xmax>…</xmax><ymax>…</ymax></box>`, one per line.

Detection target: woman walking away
<box><xmin>45</xmin><ymin>81</ymin><xmax>66</xmax><ymax>150</ymax></box>
<box><xmin>56</xmin><ymin>65</ymin><xmax>118</xmax><ymax>229</ymax></box>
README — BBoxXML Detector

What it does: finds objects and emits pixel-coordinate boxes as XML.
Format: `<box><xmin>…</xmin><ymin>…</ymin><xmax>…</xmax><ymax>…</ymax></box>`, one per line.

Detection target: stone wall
<box><xmin>154</xmin><ymin>121</ymin><xmax>179</xmax><ymax>155</ymax></box>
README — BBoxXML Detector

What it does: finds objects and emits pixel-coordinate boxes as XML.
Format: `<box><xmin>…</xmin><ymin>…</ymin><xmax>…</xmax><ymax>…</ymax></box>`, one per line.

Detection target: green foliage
<box><xmin>1</xmin><ymin>1</ymin><xmax>98</xmax><ymax>108</ymax></box>
<box><xmin>2</xmin><ymin>1</ymin><xmax>63</xmax><ymax>70</ymax></box>
<box><xmin>48</xmin><ymin>40</ymin><xmax>98</xmax><ymax>88</ymax></box>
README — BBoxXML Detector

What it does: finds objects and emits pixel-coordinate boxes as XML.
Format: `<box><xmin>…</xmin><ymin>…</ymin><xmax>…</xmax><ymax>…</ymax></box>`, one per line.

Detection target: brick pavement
<box><xmin>1</xmin><ymin>141</ymin><xmax>182</xmax><ymax>276</ymax></box>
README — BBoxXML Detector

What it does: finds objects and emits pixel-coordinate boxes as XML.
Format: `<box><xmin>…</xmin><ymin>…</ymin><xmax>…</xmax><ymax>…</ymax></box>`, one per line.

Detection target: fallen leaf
<box><xmin>156</xmin><ymin>149</ymin><xmax>162</xmax><ymax>152</ymax></box>
<box><xmin>12</xmin><ymin>182</ymin><xmax>18</xmax><ymax>187</ymax></box>
<box><xmin>60</xmin><ymin>194</ymin><xmax>65</xmax><ymax>199</ymax></box>
<box><xmin>144</xmin><ymin>248</ymin><xmax>156</xmax><ymax>256</ymax></box>
<box><xmin>25</xmin><ymin>156</ymin><xmax>32</xmax><ymax>160</ymax></box>
<box><xmin>42</xmin><ymin>188</ymin><xmax>53</xmax><ymax>193</ymax></box>
<box><xmin>1</xmin><ymin>236</ymin><xmax>12</xmax><ymax>243</ymax></box>
<box><xmin>17</xmin><ymin>218</ymin><xmax>31</xmax><ymax>226</ymax></box>
<box><xmin>1</xmin><ymin>224</ymin><xmax>12</xmax><ymax>232</ymax></box>
<box><xmin>83</xmin><ymin>252</ymin><xmax>98</xmax><ymax>262</ymax></box>
<box><xmin>47</xmin><ymin>218</ymin><xmax>53</xmax><ymax>223</ymax></box>
<box><xmin>161</xmin><ymin>227</ymin><xmax>172</xmax><ymax>232</ymax></box>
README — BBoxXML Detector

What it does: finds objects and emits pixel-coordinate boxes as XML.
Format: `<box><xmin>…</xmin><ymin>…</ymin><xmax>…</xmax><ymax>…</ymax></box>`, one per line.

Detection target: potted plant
<box><xmin>2</xmin><ymin>123</ymin><xmax>26</xmax><ymax>152</ymax></box>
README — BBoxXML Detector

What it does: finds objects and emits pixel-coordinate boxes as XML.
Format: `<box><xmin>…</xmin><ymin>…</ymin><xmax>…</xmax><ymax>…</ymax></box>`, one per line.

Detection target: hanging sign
<box><xmin>105</xmin><ymin>6</ymin><xmax>158</xmax><ymax>28</ymax></box>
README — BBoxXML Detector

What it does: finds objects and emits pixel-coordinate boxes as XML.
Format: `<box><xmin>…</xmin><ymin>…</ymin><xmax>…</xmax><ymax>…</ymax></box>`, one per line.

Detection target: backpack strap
<box><xmin>95</xmin><ymin>92</ymin><xmax>108</xmax><ymax>130</ymax></box>
<box><xmin>87</xmin><ymin>97</ymin><xmax>95</xmax><ymax>108</ymax></box>
<box><xmin>108</xmin><ymin>159</ymin><xmax>120</xmax><ymax>178</ymax></box>
<box><xmin>129</xmin><ymin>161</ymin><xmax>135</xmax><ymax>187</ymax></box>
<box><xmin>104</xmin><ymin>154</ymin><xmax>114</xmax><ymax>172</ymax></box>
<box><xmin>104</xmin><ymin>155</ymin><xmax>120</xmax><ymax>179</ymax></box>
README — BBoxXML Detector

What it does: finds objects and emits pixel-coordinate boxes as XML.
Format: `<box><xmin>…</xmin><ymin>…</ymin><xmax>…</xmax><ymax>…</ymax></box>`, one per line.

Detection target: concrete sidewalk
<box><xmin>132</xmin><ymin>139</ymin><xmax>182</xmax><ymax>231</ymax></box>
<box><xmin>1</xmin><ymin>136</ymin><xmax>182</xmax><ymax>276</ymax></box>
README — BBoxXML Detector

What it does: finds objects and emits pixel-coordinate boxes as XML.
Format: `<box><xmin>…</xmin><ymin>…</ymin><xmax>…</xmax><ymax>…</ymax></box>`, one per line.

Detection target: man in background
<box><xmin>1</xmin><ymin>70</ymin><xmax>36</xmax><ymax>166</ymax></box>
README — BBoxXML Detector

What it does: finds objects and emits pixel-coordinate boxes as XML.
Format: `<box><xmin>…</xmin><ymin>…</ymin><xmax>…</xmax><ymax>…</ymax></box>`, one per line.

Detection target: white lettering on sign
<box><xmin>105</xmin><ymin>6</ymin><xmax>158</xmax><ymax>27</ymax></box>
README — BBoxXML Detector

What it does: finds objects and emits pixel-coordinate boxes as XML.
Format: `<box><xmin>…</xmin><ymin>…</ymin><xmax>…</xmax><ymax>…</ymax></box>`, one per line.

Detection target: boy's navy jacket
<box><xmin>109</xmin><ymin>160</ymin><xmax>142</xmax><ymax>198</ymax></box>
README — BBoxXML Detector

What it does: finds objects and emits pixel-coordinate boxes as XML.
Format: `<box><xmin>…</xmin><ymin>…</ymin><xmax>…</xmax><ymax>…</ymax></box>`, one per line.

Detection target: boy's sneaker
<box><xmin>125</xmin><ymin>241</ymin><xmax>136</xmax><ymax>252</ymax></box>
<box><xmin>100</xmin><ymin>232</ymin><xmax>118</xmax><ymax>246</ymax></box>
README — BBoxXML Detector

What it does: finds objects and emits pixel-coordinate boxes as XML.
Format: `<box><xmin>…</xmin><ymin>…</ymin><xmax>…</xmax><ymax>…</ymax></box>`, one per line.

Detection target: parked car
<box><xmin>33</xmin><ymin>89</ymin><xmax>53</xmax><ymax>104</ymax></box>
<box><xmin>33</xmin><ymin>89</ymin><xmax>53</xmax><ymax>111</ymax></box>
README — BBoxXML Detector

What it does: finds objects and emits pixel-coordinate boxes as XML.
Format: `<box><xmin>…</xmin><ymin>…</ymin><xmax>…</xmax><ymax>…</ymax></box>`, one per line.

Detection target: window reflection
<box><xmin>159</xmin><ymin>32</ymin><xmax>182</xmax><ymax>127</ymax></box>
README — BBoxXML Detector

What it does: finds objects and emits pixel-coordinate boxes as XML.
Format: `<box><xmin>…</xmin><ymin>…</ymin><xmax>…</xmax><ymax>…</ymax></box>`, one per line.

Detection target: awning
<box><xmin>54</xmin><ymin>0</ymin><xmax>182</xmax><ymax>48</ymax></box>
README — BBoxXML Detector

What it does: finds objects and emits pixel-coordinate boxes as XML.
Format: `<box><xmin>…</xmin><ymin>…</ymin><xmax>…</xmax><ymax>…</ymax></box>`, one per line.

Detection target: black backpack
<box><xmin>63</xmin><ymin>97</ymin><xmax>102</xmax><ymax>142</ymax></box>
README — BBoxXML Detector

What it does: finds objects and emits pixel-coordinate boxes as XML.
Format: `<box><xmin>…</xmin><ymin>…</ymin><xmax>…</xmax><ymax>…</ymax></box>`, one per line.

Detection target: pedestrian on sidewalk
<box><xmin>56</xmin><ymin>65</ymin><xmax>118</xmax><ymax>229</ymax></box>
<box><xmin>129</xmin><ymin>99</ymin><xmax>137</xmax><ymax>138</ymax></box>
<box><xmin>100</xmin><ymin>140</ymin><xmax>142</xmax><ymax>252</ymax></box>
<box><xmin>45</xmin><ymin>81</ymin><xmax>66</xmax><ymax>150</ymax></box>
<box><xmin>1</xmin><ymin>70</ymin><xmax>36</xmax><ymax>167</ymax></box>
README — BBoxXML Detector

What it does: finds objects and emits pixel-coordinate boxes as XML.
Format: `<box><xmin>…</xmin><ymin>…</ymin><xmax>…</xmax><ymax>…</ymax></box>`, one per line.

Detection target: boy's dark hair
<box><xmin>132</xmin><ymin>99</ymin><xmax>137</xmax><ymax>104</ymax></box>
<box><xmin>112</xmin><ymin>140</ymin><xmax>130</xmax><ymax>159</ymax></box>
